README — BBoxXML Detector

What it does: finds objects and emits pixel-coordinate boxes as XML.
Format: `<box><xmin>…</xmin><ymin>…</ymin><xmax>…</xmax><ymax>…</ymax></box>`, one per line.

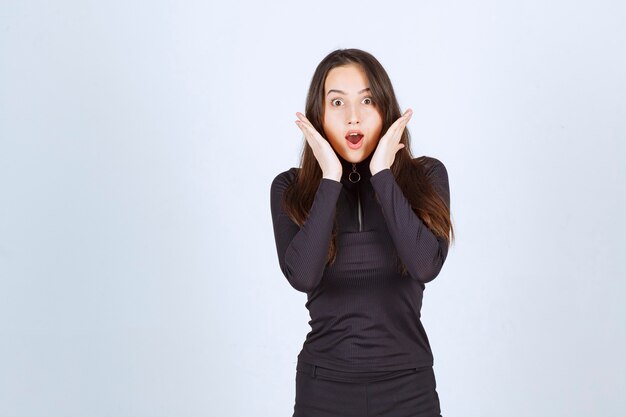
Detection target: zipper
<box><xmin>357</xmin><ymin>189</ymin><xmax>363</xmax><ymax>232</ymax></box>
<box><xmin>350</xmin><ymin>162</ymin><xmax>363</xmax><ymax>232</ymax></box>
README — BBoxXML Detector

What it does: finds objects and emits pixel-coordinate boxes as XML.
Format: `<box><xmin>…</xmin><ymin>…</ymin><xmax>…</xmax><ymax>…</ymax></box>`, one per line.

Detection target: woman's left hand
<box><xmin>369</xmin><ymin>108</ymin><xmax>412</xmax><ymax>175</ymax></box>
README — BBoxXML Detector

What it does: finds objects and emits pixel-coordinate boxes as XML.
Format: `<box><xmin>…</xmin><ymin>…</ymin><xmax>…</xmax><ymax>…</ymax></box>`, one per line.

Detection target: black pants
<box><xmin>293</xmin><ymin>361</ymin><xmax>442</xmax><ymax>417</ymax></box>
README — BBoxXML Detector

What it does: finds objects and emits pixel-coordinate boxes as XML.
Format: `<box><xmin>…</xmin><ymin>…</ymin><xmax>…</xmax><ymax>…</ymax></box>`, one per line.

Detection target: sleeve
<box><xmin>369</xmin><ymin>159</ymin><xmax>450</xmax><ymax>283</ymax></box>
<box><xmin>270</xmin><ymin>170</ymin><xmax>343</xmax><ymax>293</ymax></box>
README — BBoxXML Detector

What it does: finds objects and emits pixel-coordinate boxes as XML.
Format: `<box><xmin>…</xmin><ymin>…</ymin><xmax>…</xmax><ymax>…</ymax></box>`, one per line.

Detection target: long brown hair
<box><xmin>283</xmin><ymin>48</ymin><xmax>454</xmax><ymax>275</ymax></box>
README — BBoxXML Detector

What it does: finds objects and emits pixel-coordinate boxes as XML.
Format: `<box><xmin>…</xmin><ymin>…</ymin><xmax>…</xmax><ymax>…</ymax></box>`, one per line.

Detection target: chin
<box><xmin>341</xmin><ymin>150</ymin><xmax>371</xmax><ymax>163</ymax></box>
<box><xmin>341</xmin><ymin>154</ymin><xmax>359</xmax><ymax>163</ymax></box>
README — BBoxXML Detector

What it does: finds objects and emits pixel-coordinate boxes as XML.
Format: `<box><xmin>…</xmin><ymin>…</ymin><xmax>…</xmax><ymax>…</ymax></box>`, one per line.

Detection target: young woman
<box><xmin>270</xmin><ymin>48</ymin><xmax>454</xmax><ymax>417</ymax></box>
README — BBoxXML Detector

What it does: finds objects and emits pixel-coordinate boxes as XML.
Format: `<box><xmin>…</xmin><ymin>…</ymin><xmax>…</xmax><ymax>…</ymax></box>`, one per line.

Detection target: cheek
<box><xmin>323</xmin><ymin>115</ymin><xmax>342</xmax><ymax>138</ymax></box>
<box><xmin>365</xmin><ymin>110</ymin><xmax>383</xmax><ymax>130</ymax></box>
<box><xmin>374</xmin><ymin>111</ymin><xmax>383</xmax><ymax>129</ymax></box>
<box><xmin>321</xmin><ymin>114</ymin><xmax>332</xmax><ymax>138</ymax></box>
<box><xmin>373</xmin><ymin>116</ymin><xmax>382</xmax><ymax>133</ymax></box>
<box><xmin>368</xmin><ymin>138</ymin><xmax>381</xmax><ymax>152</ymax></box>
<box><xmin>368</xmin><ymin>117</ymin><xmax>383</xmax><ymax>138</ymax></box>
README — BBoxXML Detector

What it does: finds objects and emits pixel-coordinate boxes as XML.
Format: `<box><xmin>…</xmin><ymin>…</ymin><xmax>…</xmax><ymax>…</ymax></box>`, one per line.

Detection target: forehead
<box><xmin>324</xmin><ymin>64</ymin><xmax>369</xmax><ymax>93</ymax></box>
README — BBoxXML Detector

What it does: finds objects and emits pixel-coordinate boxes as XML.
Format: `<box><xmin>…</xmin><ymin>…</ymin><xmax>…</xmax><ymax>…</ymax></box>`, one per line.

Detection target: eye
<box><xmin>330</xmin><ymin>97</ymin><xmax>374</xmax><ymax>106</ymax></box>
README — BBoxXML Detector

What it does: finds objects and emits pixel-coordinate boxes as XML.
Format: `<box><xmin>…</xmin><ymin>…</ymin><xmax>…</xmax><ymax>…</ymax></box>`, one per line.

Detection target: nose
<box><xmin>347</xmin><ymin>103</ymin><xmax>360</xmax><ymax>125</ymax></box>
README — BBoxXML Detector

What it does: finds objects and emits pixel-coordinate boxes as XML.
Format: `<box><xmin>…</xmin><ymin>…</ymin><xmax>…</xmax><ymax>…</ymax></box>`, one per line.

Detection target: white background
<box><xmin>1</xmin><ymin>1</ymin><xmax>625</xmax><ymax>416</ymax></box>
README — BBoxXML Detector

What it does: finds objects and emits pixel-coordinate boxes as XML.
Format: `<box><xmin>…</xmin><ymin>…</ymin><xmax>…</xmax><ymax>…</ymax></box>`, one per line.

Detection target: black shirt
<box><xmin>270</xmin><ymin>153</ymin><xmax>450</xmax><ymax>372</ymax></box>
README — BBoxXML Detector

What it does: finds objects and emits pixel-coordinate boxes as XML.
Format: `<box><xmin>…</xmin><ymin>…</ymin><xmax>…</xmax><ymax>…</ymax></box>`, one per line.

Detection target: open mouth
<box><xmin>346</xmin><ymin>131</ymin><xmax>364</xmax><ymax>149</ymax></box>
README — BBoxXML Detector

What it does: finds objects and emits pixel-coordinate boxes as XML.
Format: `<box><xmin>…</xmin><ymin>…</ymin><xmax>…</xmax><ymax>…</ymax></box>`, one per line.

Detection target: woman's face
<box><xmin>322</xmin><ymin>64</ymin><xmax>383</xmax><ymax>164</ymax></box>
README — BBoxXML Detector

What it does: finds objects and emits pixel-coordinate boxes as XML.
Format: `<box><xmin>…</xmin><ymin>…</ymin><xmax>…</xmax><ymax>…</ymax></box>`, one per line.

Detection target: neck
<box><xmin>339</xmin><ymin>152</ymin><xmax>374</xmax><ymax>183</ymax></box>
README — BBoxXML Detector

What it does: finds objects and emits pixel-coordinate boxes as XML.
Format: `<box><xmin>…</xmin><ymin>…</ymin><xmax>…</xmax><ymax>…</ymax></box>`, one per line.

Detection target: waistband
<box><xmin>296</xmin><ymin>361</ymin><xmax>430</xmax><ymax>383</ymax></box>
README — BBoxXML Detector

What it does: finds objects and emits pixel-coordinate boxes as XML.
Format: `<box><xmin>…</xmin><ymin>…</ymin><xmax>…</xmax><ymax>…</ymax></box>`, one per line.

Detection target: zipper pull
<box><xmin>349</xmin><ymin>163</ymin><xmax>361</xmax><ymax>183</ymax></box>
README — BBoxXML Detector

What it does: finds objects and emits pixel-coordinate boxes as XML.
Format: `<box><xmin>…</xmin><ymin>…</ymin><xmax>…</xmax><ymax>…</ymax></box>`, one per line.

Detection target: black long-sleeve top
<box><xmin>270</xmin><ymin>152</ymin><xmax>450</xmax><ymax>372</ymax></box>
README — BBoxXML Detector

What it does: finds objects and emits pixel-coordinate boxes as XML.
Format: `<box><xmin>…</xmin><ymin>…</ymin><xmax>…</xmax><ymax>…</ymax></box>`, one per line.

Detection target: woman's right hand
<box><xmin>295</xmin><ymin>112</ymin><xmax>342</xmax><ymax>182</ymax></box>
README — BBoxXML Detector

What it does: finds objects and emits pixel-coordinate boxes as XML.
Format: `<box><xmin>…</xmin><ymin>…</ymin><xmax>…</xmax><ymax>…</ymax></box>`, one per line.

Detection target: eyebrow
<box><xmin>326</xmin><ymin>87</ymin><xmax>371</xmax><ymax>96</ymax></box>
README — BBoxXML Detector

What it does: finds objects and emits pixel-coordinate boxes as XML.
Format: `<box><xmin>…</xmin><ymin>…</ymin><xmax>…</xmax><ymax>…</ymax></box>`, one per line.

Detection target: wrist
<box><xmin>370</xmin><ymin>165</ymin><xmax>389</xmax><ymax>176</ymax></box>
<box><xmin>322</xmin><ymin>172</ymin><xmax>342</xmax><ymax>182</ymax></box>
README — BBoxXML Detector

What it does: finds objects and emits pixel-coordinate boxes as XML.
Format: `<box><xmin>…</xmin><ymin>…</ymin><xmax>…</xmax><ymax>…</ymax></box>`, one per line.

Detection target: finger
<box><xmin>387</xmin><ymin>111</ymin><xmax>411</xmax><ymax>134</ymax></box>
<box><xmin>296</xmin><ymin>121</ymin><xmax>321</xmax><ymax>150</ymax></box>
<box><xmin>389</xmin><ymin>114</ymin><xmax>410</xmax><ymax>140</ymax></box>
<box><xmin>398</xmin><ymin>109</ymin><xmax>412</xmax><ymax>125</ymax></box>
<box><xmin>295</xmin><ymin>120</ymin><xmax>309</xmax><ymax>136</ymax></box>
<box><xmin>297</xmin><ymin>119</ymin><xmax>316</xmax><ymax>138</ymax></box>
<box><xmin>295</xmin><ymin>112</ymin><xmax>309</xmax><ymax>127</ymax></box>
<box><xmin>391</xmin><ymin>117</ymin><xmax>411</xmax><ymax>145</ymax></box>
<box><xmin>296</xmin><ymin>118</ymin><xmax>311</xmax><ymax>132</ymax></box>
<box><xmin>298</xmin><ymin>116</ymin><xmax>326</xmax><ymax>147</ymax></box>
<box><xmin>296</xmin><ymin>112</ymin><xmax>315</xmax><ymax>129</ymax></box>
<box><xmin>398</xmin><ymin>109</ymin><xmax>413</xmax><ymax>128</ymax></box>
<box><xmin>382</xmin><ymin>119</ymin><xmax>403</xmax><ymax>141</ymax></box>
<box><xmin>400</xmin><ymin>115</ymin><xmax>411</xmax><ymax>129</ymax></box>
<box><xmin>295</xmin><ymin>121</ymin><xmax>312</xmax><ymax>142</ymax></box>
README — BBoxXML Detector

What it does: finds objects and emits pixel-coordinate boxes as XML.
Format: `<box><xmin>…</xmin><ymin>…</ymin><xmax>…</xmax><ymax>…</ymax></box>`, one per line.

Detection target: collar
<box><xmin>339</xmin><ymin>152</ymin><xmax>373</xmax><ymax>185</ymax></box>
